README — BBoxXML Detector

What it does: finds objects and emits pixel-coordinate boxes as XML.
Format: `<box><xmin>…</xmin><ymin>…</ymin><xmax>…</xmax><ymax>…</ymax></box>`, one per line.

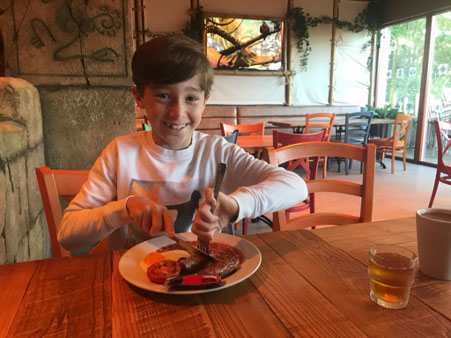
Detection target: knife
<box><xmin>163</xmin><ymin>211</ymin><xmax>217</xmax><ymax>262</ymax></box>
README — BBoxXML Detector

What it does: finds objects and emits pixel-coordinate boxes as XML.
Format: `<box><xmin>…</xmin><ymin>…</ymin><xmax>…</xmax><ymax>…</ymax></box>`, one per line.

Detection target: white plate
<box><xmin>118</xmin><ymin>232</ymin><xmax>262</xmax><ymax>295</ymax></box>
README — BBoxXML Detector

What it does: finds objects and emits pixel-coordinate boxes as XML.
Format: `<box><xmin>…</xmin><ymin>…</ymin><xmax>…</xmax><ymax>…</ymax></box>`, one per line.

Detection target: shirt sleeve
<box><xmin>223</xmin><ymin>145</ymin><xmax>308</xmax><ymax>222</ymax></box>
<box><xmin>57</xmin><ymin>142</ymin><xmax>132</xmax><ymax>250</ymax></box>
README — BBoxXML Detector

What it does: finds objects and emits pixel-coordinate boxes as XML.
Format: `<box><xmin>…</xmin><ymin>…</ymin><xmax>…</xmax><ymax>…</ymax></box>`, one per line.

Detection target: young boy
<box><xmin>58</xmin><ymin>35</ymin><xmax>307</xmax><ymax>252</ymax></box>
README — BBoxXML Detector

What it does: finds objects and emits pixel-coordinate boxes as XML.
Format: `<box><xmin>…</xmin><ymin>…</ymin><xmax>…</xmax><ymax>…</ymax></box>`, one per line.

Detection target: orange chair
<box><xmin>220</xmin><ymin>122</ymin><xmax>265</xmax><ymax>235</ymax></box>
<box><xmin>305</xmin><ymin>113</ymin><xmax>335</xmax><ymax>178</ymax></box>
<box><xmin>264</xmin><ymin>142</ymin><xmax>375</xmax><ymax>231</ymax></box>
<box><xmin>220</xmin><ymin>121</ymin><xmax>265</xmax><ymax>137</ymax></box>
<box><xmin>273</xmin><ymin>129</ymin><xmax>326</xmax><ymax>220</ymax></box>
<box><xmin>368</xmin><ymin>113</ymin><xmax>413</xmax><ymax>174</ymax></box>
<box><xmin>428</xmin><ymin>120</ymin><xmax>451</xmax><ymax>207</ymax></box>
<box><xmin>35</xmin><ymin>166</ymin><xmax>107</xmax><ymax>257</ymax></box>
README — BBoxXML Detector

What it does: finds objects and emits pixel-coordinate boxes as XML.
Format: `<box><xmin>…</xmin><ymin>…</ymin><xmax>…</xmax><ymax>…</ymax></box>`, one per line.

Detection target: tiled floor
<box><xmin>237</xmin><ymin>158</ymin><xmax>451</xmax><ymax>235</ymax></box>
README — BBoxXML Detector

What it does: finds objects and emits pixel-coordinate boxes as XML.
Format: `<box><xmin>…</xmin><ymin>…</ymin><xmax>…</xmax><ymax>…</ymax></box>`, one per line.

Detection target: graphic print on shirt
<box><xmin>129</xmin><ymin>179</ymin><xmax>201</xmax><ymax>233</ymax></box>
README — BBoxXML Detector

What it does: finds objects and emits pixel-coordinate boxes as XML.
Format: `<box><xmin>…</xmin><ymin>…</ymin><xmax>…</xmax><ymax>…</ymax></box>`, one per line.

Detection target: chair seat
<box><xmin>368</xmin><ymin>138</ymin><xmax>392</xmax><ymax>147</ymax></box>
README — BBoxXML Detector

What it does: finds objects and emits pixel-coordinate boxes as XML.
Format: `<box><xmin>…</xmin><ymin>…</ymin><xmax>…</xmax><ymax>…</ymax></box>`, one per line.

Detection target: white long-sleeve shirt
<box><xmin>58</xmin><ymin>131</ymin><xmax>307</xmax><ymax>251</ymax></box>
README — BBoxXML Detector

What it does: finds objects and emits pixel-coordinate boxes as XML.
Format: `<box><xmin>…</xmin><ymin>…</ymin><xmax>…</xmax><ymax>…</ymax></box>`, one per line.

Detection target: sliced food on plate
<box><xmin>141</xmin><ymin>241</ymin><xmax>243</xmax><ymax>287</ymax></box>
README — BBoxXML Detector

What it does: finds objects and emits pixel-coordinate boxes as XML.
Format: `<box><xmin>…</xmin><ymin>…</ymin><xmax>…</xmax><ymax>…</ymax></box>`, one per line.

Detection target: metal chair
<box><xmin>339</xmin><ymin>111</ymin><xmax>374</xmax><ymax>175</ymax></box>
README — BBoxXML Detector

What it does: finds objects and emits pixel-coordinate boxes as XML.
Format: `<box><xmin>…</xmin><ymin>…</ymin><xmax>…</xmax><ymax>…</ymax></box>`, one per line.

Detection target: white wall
<box><xmin>142</xmin><ymin>0</ymin><xmax>371</xmax><ymax>106</ymax></box>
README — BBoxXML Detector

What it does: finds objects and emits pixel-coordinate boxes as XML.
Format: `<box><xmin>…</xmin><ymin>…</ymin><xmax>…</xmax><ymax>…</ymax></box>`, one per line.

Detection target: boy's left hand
<box><xmin>191</xmin><ymin>188</ymin><xmax>239</xmax><ymax>242</ymax></box>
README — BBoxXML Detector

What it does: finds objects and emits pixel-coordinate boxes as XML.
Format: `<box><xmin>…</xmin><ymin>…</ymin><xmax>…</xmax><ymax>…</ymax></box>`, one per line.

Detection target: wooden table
<box><xmin>236</xmin><ymin>134</ymin><xmax>273</xmax><ymax>152</ymax></box>
<box><xmin>1</xmin><ymin>217</ymin><xmax>450</xmax><ymax>337</ymax></box>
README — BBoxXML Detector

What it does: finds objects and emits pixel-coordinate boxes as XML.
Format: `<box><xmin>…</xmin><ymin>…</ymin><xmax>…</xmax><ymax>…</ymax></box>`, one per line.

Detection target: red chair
<box><xmin>273</xmin><ymin>129</ymin><xmax>326</xmax><ymax>221</ymax></box>
<box><xmin>428</xmin><ymin>120</ymin><xmax>451</xmax><ymax>207</ymax></box>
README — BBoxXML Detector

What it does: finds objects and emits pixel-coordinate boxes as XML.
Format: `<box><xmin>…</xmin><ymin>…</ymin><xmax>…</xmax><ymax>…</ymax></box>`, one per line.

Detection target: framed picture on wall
<box><xmin>204</xmin><ymin>13</ymin><xmax>286</xmax><ymax>74</ymax></box>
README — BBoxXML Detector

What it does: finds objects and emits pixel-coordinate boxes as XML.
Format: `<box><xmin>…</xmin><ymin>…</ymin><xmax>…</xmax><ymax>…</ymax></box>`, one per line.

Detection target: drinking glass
<box><xmin>368</xmin><ymin>244</ymin><xmax>417</xmax><ymax>309</ymax></box>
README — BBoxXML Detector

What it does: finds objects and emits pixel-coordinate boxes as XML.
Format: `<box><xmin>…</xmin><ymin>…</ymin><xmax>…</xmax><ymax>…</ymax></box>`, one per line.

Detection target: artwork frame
<box><xmin>203</xmin><ymin>13</ymin><xmax>287</xmax><ymax>75</ymax></box>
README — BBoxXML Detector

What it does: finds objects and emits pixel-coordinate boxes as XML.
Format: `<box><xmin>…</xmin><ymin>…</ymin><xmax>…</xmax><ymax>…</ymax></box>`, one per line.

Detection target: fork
<box><xmin>198</xmin><ymin>163</ymin><xmax>226</xmax><ymax>253</ymax></box>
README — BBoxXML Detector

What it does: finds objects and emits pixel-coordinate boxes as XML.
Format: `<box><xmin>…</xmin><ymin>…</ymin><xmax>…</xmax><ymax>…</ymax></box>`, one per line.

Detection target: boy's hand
<box><xmin>191</xmin><ymin>188</ymin><xmax>239</xmax><ymax>242</ymax></box>
<box><xmin>126</xmin><ymin>196</ymin><xmax>172</xmax><ymax>235</ymax></box>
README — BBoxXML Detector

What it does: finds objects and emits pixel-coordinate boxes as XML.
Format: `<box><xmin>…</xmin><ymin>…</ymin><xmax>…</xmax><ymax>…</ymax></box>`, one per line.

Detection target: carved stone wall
<box><xmin>2</xmin><ymin>0</ymin><xmax>136</xmax><ymax>169</ymax></box>
<box><xmin>0</xmin><ymin>1</ymin><xmax>136</xmax><ymax>262</ymax></box>
<box><xmin>0</xmin><ymin>77</ymin><xmax>50</xmax><ymax>263</ymax></box>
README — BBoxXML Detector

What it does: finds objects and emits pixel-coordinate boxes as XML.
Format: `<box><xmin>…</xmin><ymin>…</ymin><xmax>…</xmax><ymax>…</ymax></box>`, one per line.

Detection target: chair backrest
<box><xmin>434</xmin><ymin>120</ymin><xmax>451</xmax><ymax>171</ymax></box>
<box><xmin>392</xmin><ymin>114</ymin><xmax>413</xmax><ymax>147</ymax></box>
<box><xmin>35</xmin><ymin>166</ymin><xmax>107</xmax><ymax>257</ymax></box>
<box><xmin>220</xmin><ymin>121</ymin><xmax>265</xmax><ymax>136</ymax></box>
<box><xmin>263</xmin><ymin>142</ymin><xmax>376</xmax><ymax>231</ymax></box>
<box><xmin>273</xmin><ymin>129</ymin><xmax>327</xmax><ymax>148</ymax></box>
<box><xmin>344</xmin><ymin>111</ymin><xmax>374</xmax><ymax>146</ymax></box>
<box><xmin>305</xmin><ymin>113</ymin><xmax>336</xmax><ymax>142</ymax></box>
<box><xmin>224</xmin><ymin>129</ymin><xmax>239</xmax><ymax>144</ymax></box>
<box><xmin>273</xmin><ymin>129</ymin><xmax>326</xmax><ymax>175</ymax></box>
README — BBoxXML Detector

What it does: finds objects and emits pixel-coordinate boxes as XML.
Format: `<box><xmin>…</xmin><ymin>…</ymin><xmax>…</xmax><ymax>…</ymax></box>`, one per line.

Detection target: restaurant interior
<box><xmin>0</xmin><ymin>0</ymin><xmax>450</xmax><ymax>336</ymax></box>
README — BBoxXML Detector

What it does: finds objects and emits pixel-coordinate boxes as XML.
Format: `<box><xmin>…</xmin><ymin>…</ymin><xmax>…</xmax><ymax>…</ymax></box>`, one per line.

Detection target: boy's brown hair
<box><xmin>132</xmin><ymin>35</ymin><xmax>214</xmax><ymax>97</ymax></box>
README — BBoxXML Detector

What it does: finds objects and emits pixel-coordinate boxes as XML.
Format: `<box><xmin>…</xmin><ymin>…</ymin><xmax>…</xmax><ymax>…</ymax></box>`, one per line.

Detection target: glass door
<box><xmin>376</xmin><ymin>18</ymin><xmax>426</xmax><ymax>160</ymax></box>
<box><xmin>422</xmin><ymin>11</ymin><xmax>451</xmax><ymax>164</ymax></box>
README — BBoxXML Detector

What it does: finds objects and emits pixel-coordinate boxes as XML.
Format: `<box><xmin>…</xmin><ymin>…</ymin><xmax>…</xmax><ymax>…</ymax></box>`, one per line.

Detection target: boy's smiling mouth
<box><xmin>163</xmin><ymin>122</ymin><xmax>189</xmax><ymax>130</ymax></box>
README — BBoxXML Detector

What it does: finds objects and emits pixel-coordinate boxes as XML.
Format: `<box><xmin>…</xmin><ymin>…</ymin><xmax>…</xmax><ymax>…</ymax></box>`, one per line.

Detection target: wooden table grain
<box><xmin>1</xmin><ymin>217</ymin><xmax>450</xmax><ymax>337</ymax></box>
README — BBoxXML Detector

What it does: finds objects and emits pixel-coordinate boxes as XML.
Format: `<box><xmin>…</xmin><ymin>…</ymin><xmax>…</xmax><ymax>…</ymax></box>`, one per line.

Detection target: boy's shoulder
<box><xmin>103</xmin><ymin>131</ymin><xmax>146</xmax><ymax>152</ymax></box>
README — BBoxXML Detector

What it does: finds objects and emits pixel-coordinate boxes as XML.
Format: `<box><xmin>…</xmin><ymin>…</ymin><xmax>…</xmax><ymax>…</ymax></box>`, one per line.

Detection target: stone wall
<box><xmin>0</xmin><ymin>1</ymin><xmax>135</xmax><ymax>262</ymax></box>
<box><xmin>0</xmin><ymin>77</ymin><xmax>50</xmax><ymax>264</ymax></box>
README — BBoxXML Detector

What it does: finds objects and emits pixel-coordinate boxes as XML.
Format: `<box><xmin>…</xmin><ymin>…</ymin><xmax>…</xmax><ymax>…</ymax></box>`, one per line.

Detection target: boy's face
<box><xmin>133</xmin><ymin>75</ymin><xmax>209</xmax><ymax>150</ymax></box>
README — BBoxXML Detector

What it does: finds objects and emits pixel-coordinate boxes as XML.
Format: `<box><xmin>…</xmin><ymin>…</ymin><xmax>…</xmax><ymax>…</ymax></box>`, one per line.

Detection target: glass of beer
<box><xmin>368</xmin><ymin>244</ymin><xmax>417</xmax><ymax>309</ymax></box>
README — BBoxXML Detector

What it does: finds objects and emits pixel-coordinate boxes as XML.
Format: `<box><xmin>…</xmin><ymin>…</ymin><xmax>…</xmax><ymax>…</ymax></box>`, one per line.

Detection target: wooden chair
<box><xmin>263</xmin><ymin>142</ymin><xmax>375</xmax><ymax>231</ymax></box>
<box><xmin>273</xmin><ymin>129</ymin><xmax>326</xmax><ymax>220</ymax></box>
<box><xmin>368</xmin><ymin>113</ymin><xmax>413</xmax><ymax>174</ymax></box>
<box><xmin>35</xmin><ymin>166</ymin><xmax>107</xmax><ymax>257</ymax></box>
<box><xmin>428</xmin><ymin>120</ymin><xmax>451</xmax><ymax>207</ymax></box>
<box><xmin>305</xmin><ymin>113</ymin><xmax>336</xmax><ymax>178</ymax></box>
<box><xmin>223</xmin><ymin>129</ymin><xmax>240</xmax><ymax>234</ymax></box>
<box><xmin>220</xmin><ymin>121</ymin><xmax>265</xmax><ymax>137</ymax></box>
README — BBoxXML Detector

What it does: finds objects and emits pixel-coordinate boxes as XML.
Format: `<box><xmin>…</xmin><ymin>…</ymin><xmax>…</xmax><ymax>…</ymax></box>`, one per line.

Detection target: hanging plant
<box><xmin>286</xmin><ymin>0</ymin><xmax>382</xmax><ymax>70</ymax></box>
<box><xmin>182</xmin><ymin>6</ymin><xmax>205</xmax><ymax>43</ymax></box>
<box><xmin>286</xmin><ymin>7</ymin><xmax>312</xmax><ymax>70</ymax></box>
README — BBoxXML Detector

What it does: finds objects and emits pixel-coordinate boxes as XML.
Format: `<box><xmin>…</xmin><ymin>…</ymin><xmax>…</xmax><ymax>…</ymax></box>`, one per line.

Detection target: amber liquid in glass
<box><xmin>368</xmin><ymin>252</ymin><xmax>416</xmax><ymax>309</ymax></box>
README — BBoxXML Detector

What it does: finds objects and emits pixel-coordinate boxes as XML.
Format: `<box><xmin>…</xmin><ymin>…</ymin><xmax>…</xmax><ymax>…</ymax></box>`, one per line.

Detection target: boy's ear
<box><xmin>131</xmin><ymin>85</ymin><xmax>145</xmax><ymax>108</ymax></box>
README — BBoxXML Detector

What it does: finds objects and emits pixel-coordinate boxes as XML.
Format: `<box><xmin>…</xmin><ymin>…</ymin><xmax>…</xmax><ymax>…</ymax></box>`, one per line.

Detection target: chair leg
<box><xmin>242</xmin><ymin>218</ymin><xmax>248</xmax><ymax>235</ymax></box>
<box><xmin>323</xmin><ymin>156</ymin><xmax>327</xmax><ymax>178</ymax></box>
<box><xmin>403</xmin><ymin>147</ymin><xmax>407</xmax><ymax>171</ymax></box>
<box><xmin>227</xmin><ymin>223</ymin><xmax>235</xmax><ymax>235</ymax></box>
<box><xmin>391</xmin><ymin>151</ymin><xmax>395</xmax><ymax>174</ymax></box>
<box><xmin>345</xmin><ymin>158</ymin><xmax>350</xmax><ymax>175</ymax></box>
<box><xmin>428</xmin><ymin>170</ymin><xmax>441</xmax><ymax>208</ymax></box>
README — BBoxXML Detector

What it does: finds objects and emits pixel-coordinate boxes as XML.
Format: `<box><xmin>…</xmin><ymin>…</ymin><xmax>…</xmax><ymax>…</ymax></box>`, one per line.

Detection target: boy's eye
<box><xmin>155</xmin><ymin>93</ymin><xmax>169</xmax><ymax>99</ymax></box>
<box><xmin>186</xmin><ymin>95</ymin><xmax>199</xmax><ymax>102</ymax></box>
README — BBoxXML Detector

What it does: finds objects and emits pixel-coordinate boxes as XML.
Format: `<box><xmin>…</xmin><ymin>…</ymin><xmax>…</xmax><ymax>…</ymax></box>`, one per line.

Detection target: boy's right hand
<box><xmin>126</xmin><ymin>196</ymin><xmax>172</xmax><ymax>236</ymax></box>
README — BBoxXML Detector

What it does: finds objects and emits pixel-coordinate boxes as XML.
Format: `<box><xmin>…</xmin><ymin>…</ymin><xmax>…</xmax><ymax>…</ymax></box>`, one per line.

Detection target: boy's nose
<box><xmin>169</xmin><ymin>102</ymin><xmax>185</xmax><ymax>118</ymax></box>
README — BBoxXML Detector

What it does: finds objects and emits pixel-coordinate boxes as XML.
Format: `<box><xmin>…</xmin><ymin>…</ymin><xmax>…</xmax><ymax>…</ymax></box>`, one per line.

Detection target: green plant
<box><xmin>286</xmin><ymin>0</ymin><xmax>383</xmax><ymax>70</ymax></box>
<box><xmin>182</xmin><ymin>6</ymin><xmax>204</xmax><ymax>43</ymax></box>
<box><xmin>366</xmin><ymin>104</ymin><xmax>401</xmax><ymax>119</ymax></box>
